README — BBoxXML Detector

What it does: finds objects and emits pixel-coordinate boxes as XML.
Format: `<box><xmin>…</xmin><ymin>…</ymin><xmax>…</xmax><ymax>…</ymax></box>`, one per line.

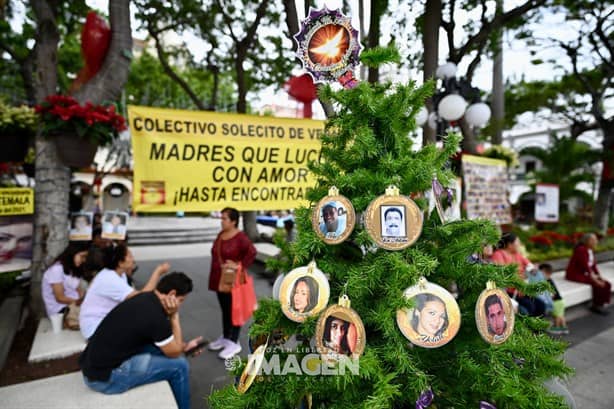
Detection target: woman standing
<box><xmin>41</xmin><ymin>243</ymin><xmax>89</xmax><ymax>326</ymax></box>
<box><xmin>208</xmin><ymin>208</ymin><xmax>256</xmax><ymax>359</ymax></box>
<box><xmin>566</xmin><ymin>233</ymin><xmax>611</xmax><ymax>315</ymax></box>
<box><xmin>491</xmin><ymin>232</ymin><xmax>545</xmax><ymax>317</ymax></box>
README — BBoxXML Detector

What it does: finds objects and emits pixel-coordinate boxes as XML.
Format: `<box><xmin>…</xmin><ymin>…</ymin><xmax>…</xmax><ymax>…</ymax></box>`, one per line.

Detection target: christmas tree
<box><xmin>209</xmin><ymin>47</ymin><xmax>571</xmax><ymax>408</ymax></box>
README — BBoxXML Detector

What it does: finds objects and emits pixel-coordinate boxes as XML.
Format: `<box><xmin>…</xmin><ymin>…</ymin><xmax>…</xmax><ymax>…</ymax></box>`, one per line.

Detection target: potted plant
<box><xmin>0</xmin><ymin>101</ymin><xmax>37</xmax><ymax>162</ymax></box>
<box><xmin>35</xmin><ymin>95</ymin><xmax>127</xmax><ymax>168</ymax></box>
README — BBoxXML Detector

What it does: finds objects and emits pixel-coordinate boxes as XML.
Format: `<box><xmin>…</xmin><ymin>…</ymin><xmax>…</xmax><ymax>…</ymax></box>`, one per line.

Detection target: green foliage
<box><xmin>0</xmin><ymin>101</ymin><xmax>37</xmax><ymax>136</ymax></box>
<box><xmin>210</xmin><ymin>50</ymin><xmax>571</xmax><ymax>407</ymax></box>
<box><xmin>520</xmin><ymin>134</ymin><xmax>600</xmax><ymax>205</ymax></box>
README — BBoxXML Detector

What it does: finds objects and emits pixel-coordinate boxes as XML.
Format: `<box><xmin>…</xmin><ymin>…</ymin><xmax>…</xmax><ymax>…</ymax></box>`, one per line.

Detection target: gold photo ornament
<box><xmin>475</xmin><ymin>281</ymin><xmax>515</xmax><ymax>345</ymax></box>
<box><xmin>236</xmin><ymin>342</ymin><xmax>268</xmax><ymax>394</ymax></box>
<box><xmin>312</xmin><ymin>186</ymin><xmax>356</xmax><ymax>245</ymax></box>
<box><xmin>279</xmin><ymin>261</ymin><xmax>330</xmax><ymax>322</ymax></box>
<box><xmin>315</xmin><ymin>295</ymin><xmax>366</xmax><ymax>360</ymax></box>
<box><xmin>396</xmin><ymin>277</ymin><xmax>461</xmax><ymax>348</ymax></box>
<box><xmin>364</xmin><ymin>185</ymin><xmax>423</xmax><ymax>250</ymax></box>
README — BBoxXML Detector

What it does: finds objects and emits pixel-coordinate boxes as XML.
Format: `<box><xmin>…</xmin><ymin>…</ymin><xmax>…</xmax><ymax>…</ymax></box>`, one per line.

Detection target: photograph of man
<box><xmin>319</xmin><ymin>201</ymin><xmax>346</xmax><ymax>238</ymax></box>
<box><xmin>381</xmin><ymin>206</ymin><xmax>406</xmax><ymax>237</ymax></box>
<box><xmin>101</xmin><ymin>211</ymin><xmax>128</xmax><ymax>240</ymax></box>
<box><xmin>69</xmin><ymin>213</ymin><xmax>93</xmax><ymax>241</ymax></box>
<box><xmin>485</xmin><ymin>294</ymin><xmax>507</xmax><ymax>340</ymax></box>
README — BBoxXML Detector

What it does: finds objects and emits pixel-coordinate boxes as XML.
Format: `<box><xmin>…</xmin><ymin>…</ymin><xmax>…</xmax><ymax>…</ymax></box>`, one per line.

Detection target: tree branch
<box><xmin>454</xmin><ymin>0</ymin><xmax>546</xmax><ymax>62</ymax></box>
<box><xmin>149</xmin><ymin>29</ymin><xmax>207</xmax><ymax>110</ymax></box>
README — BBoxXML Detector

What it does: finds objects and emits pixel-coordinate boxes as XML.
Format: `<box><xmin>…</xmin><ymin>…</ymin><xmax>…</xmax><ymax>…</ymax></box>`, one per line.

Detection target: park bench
<box><xmin>0</xmin><ymin>371</ymin><xmax>177</xmax><ymax>409</ymax></box>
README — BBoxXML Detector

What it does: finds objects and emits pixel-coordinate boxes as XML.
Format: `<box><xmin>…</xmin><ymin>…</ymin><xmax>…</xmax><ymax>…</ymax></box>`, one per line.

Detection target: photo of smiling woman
<box><xmin>290</xmin><ymin>276</ymin><xmax>319</xmax><ymax>314</ymax></box>
<box><xmin>411</xmin><ymin>293</ymin><xmax>448</xmax><ymax>343</ymax></box>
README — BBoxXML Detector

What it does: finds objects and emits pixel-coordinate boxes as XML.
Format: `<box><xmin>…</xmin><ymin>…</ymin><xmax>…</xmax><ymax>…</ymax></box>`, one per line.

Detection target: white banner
<box><xmin>535</xmin><ymin>183</ymin><xmax>559</xmax><ymax>223</ymax></box>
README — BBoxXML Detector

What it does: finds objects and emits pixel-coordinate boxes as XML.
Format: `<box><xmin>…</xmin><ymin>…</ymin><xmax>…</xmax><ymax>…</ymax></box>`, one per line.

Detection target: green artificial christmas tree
<box><xmin>209</xmin><ymin>47</ymin><xmax>571</xmax><ymax>409</ymax></box>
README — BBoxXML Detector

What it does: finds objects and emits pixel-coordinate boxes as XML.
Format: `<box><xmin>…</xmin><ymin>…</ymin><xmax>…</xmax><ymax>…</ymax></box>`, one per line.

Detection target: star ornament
<box><xmin>294</xmin><ymin>7</ymin><xmax>362</xmax><ymax>88</ymax></box>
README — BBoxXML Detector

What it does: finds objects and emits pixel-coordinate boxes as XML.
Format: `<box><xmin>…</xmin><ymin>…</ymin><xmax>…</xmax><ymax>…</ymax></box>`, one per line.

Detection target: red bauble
<box><xmin>284</xmin><ymin>74</ymin><xmax>317</xmax><ymax>104</ymax></box>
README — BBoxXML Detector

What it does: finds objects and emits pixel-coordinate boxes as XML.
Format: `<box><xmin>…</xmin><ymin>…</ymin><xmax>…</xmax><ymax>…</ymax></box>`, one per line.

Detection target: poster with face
<box><xmin>315</xmin><ymin>301</ymin><xmax>366</xmax><ymax>360</ymax></box>
<box><xmin>475</xmin><ymin>287</ymin><xmax>515</xmax><ymax>344</ymax></box>
<box><xmin>280</xmin><ymin>262</ymin><xmax>330</xmax><ymax>322</ymax></box>
<box><xmin>0</xmin><ymin>215</ymin><xmax>33</xmax><ymax>273</ymax></box>
<box><xmin>380</xmin><ymin>205</ymin><xmax>406</xmax><ymax>238</ymax></box>
<box><xmin>101</xmin><ymin>211</ymin><xmax>129</xmax><ymax>240</ymax></box>
<box><xmin>69</xmin><ymin>212</ymin><xmax>93</xmax><ymax>241</ymax></box>
<box><xmin>396</xmin><ymin>279</ymin><xmax>461</xmax><ymax>348</ymax></box>
<box><xmin>364</xmin><ymin>186</ymin><xmax>423</xmax><ymax>251</ymax></box>
<box><xmin>312</xmin><ymin>191</ymin><xmax>355</xmax><ymax>244</ymax></box>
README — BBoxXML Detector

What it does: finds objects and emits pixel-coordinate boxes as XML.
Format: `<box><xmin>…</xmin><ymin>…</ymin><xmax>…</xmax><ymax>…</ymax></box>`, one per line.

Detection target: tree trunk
<box><xmin>30</xmin><ymin>0</ymin><xmax>65</xmax><ymax>318</ymax></box>
<box><xmin>593</xmin><ymin>127</ymin><xmax>614</xmax><ymax>233</ymax></box>
<box><xmin>491</xmin><ymin>0</ymin><xmax>504</xmax><ymax>145</ymax></box>
<box><xmin>422</xmin><ymin>0</ymin><xmax>441</xmax><ymax>146</ymax></box>
<box><xmin>29</xmin><ymin>0</ymin><xmax>132</xmax><ymax>318</ymax></box>
<box><xmin>367</xmin><ymin>0</ymin><xmax>387</xmax><ymax>83</ymax></box>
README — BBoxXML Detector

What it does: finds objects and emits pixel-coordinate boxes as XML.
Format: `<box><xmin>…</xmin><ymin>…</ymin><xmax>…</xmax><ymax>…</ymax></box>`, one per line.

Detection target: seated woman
<box><xmin>566</xmin><ymin>233</ymin><xmax>611</xmax><ymax>315</ymax></box>
<box><xmin>41</xmin><ymin>243</ymin><xmax>90</xmax><ymax>329</ymax></box>
<box><xmin>79</xmin><ymin>243</ymin><xmax>170</xmax><ymax>339</ymax></box>
<box><xmin>491</xmin><ymin>232</ymin><xmax>545</xmax><ymax>317</ymax></box>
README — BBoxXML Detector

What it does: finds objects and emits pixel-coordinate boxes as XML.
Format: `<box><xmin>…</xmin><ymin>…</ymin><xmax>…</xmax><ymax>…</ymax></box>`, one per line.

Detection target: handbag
<box><xmin>216</xmin><ymin>239</ymin><xmax>239</xmax><ymax>293</ymax></box>
<box><xmin>231</xmin><ymin>267</ymin><xmax>258</xmax><ymax>326</ymax></box>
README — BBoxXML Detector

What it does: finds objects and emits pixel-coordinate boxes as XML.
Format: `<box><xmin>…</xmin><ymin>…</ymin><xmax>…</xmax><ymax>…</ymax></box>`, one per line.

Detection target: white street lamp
<box><xmin>464</xmin><ymin>102</ymin><xmax>492</xmax><ymax>127</ymax></box>
<box><xmin>415</xmin><ymin>106</ymin><xmax>428</xmax><ymax>126</ymax></box>
<box><xmin>438</xmin><ymin>94</ymin><xmax>468</xmax><ymax>121</ymax></box>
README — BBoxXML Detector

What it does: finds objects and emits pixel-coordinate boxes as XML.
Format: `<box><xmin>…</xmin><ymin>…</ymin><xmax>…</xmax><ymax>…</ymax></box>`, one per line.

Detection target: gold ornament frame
<box><xmin>314</xmin><ymin>295</ymin><xmax>366</xmax><ymax>360</ymax></box>
<box><xmin>475</xmin><ymin>282</ymin><xmax>515</xmax><ymax>345</ymax></box>
<box><xmin>311</xmin><ymin>186</ymin><xmax>356</xmax><ymax>245</ymax></box>
<box><xmin>280</xmin><ymin>261</ymin><xmax>330</xmax><ymax>322</ymax></box>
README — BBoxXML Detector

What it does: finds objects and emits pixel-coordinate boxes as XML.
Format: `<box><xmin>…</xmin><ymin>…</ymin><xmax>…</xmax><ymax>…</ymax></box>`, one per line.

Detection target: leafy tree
<box><xmin>505</xmin><ymin>0</ymin><xmax>613</xmax><ymax>232</ymax></box>
<box><xmin>520</xmin><ymin>134</ymin><xmax>601</xmax><ymax>209</ymax></box>
<box><xmin>0</xmin><ymin>0</ymin><xmax>132</xmax><ymax>316</ymax></box>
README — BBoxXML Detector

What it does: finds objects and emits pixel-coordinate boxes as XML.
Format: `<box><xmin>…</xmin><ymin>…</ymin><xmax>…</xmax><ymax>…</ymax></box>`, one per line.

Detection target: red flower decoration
<box><xmin>36</xmin><ymin>94</ymin><xmax>126</xmax><ymax>145</ymax></box>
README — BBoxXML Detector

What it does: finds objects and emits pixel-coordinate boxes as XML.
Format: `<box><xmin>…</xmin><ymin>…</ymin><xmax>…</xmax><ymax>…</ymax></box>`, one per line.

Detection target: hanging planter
<box><xmin>0</xmin><ymin>134</ymin><xmax>29</xmax><ymax>163</ymax></box>
<box><xmin>35</xmin><ymin>94</ymin><xmax>126</xmax><ymax>168</ymax></box>
<box><xmin>54</xmin><ymin>134</ymin><xmax>98</xmax><ymax>168</ymax></box>
<box><xmin>0</xmin><ymin>102</ymin><xmax>36</xmax><ymax>163</ymax></box>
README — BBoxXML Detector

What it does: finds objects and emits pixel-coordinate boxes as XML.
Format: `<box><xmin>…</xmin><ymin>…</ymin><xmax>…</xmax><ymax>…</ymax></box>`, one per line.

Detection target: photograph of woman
<box><xmin>290</xmin><ymin>276</ymin><xmax>319</xmax><ymax>314</ymax></box>
<box><xmin>322</xmin><ymin>315</ymin><xmax>352</xmax><ymax>356</ymax></box>
<box><xmin>411</xmin><ymin>293</ymin><xmax>449</xmax><ymax>344</ymax></box>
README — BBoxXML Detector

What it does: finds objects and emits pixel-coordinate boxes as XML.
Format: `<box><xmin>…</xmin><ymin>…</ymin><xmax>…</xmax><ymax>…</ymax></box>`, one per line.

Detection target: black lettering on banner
<box><xmin>150</xmin><ymin>143</ymin><xmax>166</xmax><ymax>160</ymax></box>
<box><xmin>230</xmin><ymin>186</ymin><xmax>307</xmax><ymax>202</ymax></box>
<box><xmin>242</xmin><ymin>147</ymin><xmax>279</xmax><ymax>164</ymax></box>
<box><xmin>289</xmin><ymin>127</ymin><xmax>304</xmax><ymax>139</ymax></box>
<box><xmin>308</xmin><ymin>128</ymin><xmax>322</xmax><ymax>139</ymax></box>
<box><xmin>167</xmin><ymin>144</ymin><xmax>180</xmax><ymax>160</ymax></box>
<box><xmin>213</xmin><ymin>167</ymin><xmax>252</xmax><ymax>183</ymax></box>
<box><xmin>182</xmin><ymin>145</ymin><xmax>195</xmax><ymax>160</ymax></box>
<box><xmin>283</xmin><ymin>148</ymin><xmax>319</xmax><ymax>164</ymax></box>
<box><xmin>133</xmin><ymin>117</ymin><xmax>143</xmax><ymax>131</ymax></box>
<box><xmin>173</xmin><ymin>186</ymin><xmax>226</xmax><ymax>205</ymax></box>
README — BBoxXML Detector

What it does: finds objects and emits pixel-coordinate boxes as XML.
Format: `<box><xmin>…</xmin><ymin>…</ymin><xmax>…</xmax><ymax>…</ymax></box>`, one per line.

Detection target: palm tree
<box><xmin>520</xmin><ymin>134</ymin><xmax>601</xmax><ymax>211</ymax></box>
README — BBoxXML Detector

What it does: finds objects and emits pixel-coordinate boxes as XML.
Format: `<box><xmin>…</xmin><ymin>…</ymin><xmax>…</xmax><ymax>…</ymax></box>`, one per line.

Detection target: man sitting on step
<box><xmin>79</xmin><ymin>272</ymin><xmax>203</xmax><ymax>409</ymax></box>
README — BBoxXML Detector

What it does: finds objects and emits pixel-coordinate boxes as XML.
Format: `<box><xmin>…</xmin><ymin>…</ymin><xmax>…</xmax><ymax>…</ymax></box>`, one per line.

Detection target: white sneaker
<box><xmin>218</xmin><ymin>341</ymin><xmax>242</xmax><ymax>360</ymax></box>
<box><xmin>208</xmin><ymin>336</ymin><xmax>229</xmax><ymax>351</ymax></box>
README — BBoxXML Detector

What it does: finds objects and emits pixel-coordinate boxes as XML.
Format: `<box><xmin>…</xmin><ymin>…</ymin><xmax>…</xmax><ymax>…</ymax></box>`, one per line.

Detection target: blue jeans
<box><xmin>83</xmin><ymin>345</ymin><xmax>190</xmax><ymax>409</ymax></box>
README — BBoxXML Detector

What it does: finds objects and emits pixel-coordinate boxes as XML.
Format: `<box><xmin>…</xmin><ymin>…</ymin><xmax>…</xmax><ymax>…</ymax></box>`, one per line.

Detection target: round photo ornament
<box><xmin>294</xmin><ymin>7</ymin><xmax>362</xmax><ymax>89</ymax></box>
<box><xmin>312</xmin><ymin>186</ymin><xmax>356</xmax><ymax>244</ymax></box>
<box><xmin>364</xmin><ymin>185</ymin><xmax>423</xmax><ymax>250</ymax></box>
<box><xmin>315</xmin><ymin>294</ymin><xmax>366</xmax><ymax>360</ymax></box>
<box><xmin>396</xmin><ymin>277</ymin><xmax>461</xmax><ymax>348</ymax></box>
<box><xmin>475</xmin><ymin>281</ymin><xmax>515</xmax><ymax>345</ymax></box>
<box><xmin>280</xmin><ymin>261</ymin><xmax>330</xmax><ymax>322</ymax></box>
<box><xmin>236</xmin><ymin>341</ymin><xmax>268</xmax><ymax>394</ymax></box>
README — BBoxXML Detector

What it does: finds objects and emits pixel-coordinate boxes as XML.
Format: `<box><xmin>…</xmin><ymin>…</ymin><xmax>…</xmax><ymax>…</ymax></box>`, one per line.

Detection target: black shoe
<box><xmin>589</xmin><ymin>305</ymin><xmax>610</xmax><ymax>315</ymax></box>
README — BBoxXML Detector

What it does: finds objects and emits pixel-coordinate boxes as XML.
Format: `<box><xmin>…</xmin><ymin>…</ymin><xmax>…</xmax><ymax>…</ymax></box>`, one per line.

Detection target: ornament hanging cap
<box><xmin>486</xmin><ymin>280</ymin><xmax>497</xmax><ymax>290</ymax></box>
<box><xmin>385</xmin><ymin>185</ymin><xmax>400</xmax><ymax>196</ymax></box>
<box><xmin>328</xmin><ymin>186</ymin><xmax>340</xmax><ymax>196</ymax></box>
<box><xmin>338</xmin><ymin>294</ymin><xmax>351</xmax><ymax>308</ymax></box>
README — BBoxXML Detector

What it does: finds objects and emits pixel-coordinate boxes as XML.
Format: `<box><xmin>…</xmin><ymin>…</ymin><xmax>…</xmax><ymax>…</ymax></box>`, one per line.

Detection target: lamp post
<box><xmin>416</xmin><ymin>62</ymin><xmax>491</xmax><ymax>141</ymax></box>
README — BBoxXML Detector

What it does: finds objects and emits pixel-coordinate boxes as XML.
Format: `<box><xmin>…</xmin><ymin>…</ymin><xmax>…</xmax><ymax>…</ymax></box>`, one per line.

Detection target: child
<box><xmin>538</xmin><ymin>263</ymin><xmax>569</xmax><ymax>335</ymax></box>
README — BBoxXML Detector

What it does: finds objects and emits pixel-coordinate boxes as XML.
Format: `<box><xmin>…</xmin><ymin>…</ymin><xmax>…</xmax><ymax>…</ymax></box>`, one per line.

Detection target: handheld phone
<box><xmin>185</xmin><ymin>340</ymin><xmax>209</xmax><ymax>356</ymax></box>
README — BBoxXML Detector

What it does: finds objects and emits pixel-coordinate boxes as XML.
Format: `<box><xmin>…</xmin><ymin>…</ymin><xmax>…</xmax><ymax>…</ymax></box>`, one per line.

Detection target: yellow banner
<box><xmin>128</xmin><ymin>106</ymin><xmax>325</xmax><ymax>212</ymax></box>
<box><xmin>0</xmin><ymin>188</ymin><xmax>34</xmax><ymax>215</ymax></box>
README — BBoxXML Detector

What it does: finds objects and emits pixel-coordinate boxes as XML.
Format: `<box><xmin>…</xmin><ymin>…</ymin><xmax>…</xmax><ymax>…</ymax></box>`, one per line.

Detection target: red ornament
<box><xmin>284</xmin><ymin>74</ymin><xmax>318</xmax><ymax>118</ymax></box>
<box><xmin>70</xmin><ymin>12</ymin><xmax>112</xmax><ymax>92</ymax></box>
